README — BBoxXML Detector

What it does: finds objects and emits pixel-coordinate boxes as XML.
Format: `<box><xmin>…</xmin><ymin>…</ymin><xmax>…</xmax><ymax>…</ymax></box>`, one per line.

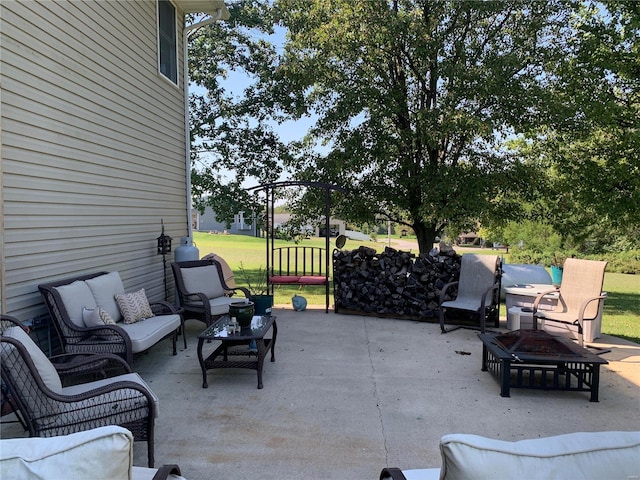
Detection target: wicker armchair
<box><xmin>171</xmin><ymin>259</ymin><xmax>250</xmax><ymax>327</ymax></box>
<box><xmin>0</xmin><ymin>316</ymin><xmax>157</xmax><ymax>467</ymax></box>
<box><xmin>39</xmin><ymin>272</ymin><xmax>184</xmax><ymax>365</ymax></box>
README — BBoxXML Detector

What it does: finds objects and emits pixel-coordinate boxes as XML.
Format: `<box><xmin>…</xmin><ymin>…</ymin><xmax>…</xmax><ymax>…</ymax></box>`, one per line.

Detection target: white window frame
<box><xmin>157</xmin><ymin>0</ymin><xmax>178</xmax><ymax>85</ymax></box>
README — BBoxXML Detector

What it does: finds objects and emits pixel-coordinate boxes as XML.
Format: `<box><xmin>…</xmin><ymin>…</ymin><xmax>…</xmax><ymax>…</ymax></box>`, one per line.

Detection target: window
<box><xmin>158</xmin><ymin>0</ymin><xmax>177</xmax><ymax>84</ymax></box>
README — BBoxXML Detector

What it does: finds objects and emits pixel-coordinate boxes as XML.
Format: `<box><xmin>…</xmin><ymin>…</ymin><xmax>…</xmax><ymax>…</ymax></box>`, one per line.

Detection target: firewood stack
<box><xmin>333</xmin><ymin>244</ymin><xmax>461</xmax><ymax>320</ymax></box>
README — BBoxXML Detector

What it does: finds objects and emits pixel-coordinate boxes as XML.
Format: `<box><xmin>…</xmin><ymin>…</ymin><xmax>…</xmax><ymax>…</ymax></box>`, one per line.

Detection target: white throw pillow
<box><xmin>54</xmin><ymin>281</ymin><xmax>97</xmax><ymax>328</ymax></box>
<box><xmin>82</xmin><ymin>306</ymin><xmax>116</xmax><ymax>328</ymax></box>
<box><xmin>115</xmin><ymin>289</ymin><xmax>153</xmax><ymax>324</ymax></box>
<box><xmin>85</xmin><ymin>272</ymin><xmax>125</xmax><ymax>323</ymax></box>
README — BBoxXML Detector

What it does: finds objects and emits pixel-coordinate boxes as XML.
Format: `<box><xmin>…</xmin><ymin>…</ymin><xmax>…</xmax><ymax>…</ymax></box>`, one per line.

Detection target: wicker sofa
<box><xmin>39</xmin><ymin>272</ymin><xmax>184</xmax><ymax>365</ymax></box>
<box><xmin>379</xmin><ymin>431</ymin><xmax>640</xmax><ymax>480</ymax></box>
<box><xmin>1</xmin><ymin>426</ymin><xmax>185</xmax><ymax>480</ymax></box>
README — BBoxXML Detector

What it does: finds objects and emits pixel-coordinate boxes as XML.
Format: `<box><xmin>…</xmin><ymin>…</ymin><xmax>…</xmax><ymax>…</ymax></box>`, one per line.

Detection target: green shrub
<box><xmin>507</xmin><ymin>248</ymin><xmax>640</xmax><ymax>274</ymax></box>
<box><xmin>590</xmin><ymin>250</ymin><xmax>640</xmax><ymax>274</ymax></box>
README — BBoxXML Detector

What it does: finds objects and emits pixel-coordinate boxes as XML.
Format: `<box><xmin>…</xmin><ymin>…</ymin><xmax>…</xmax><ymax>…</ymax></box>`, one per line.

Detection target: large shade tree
<box><xmin>244</xmin><ymin>0</ymin><xmax>577</xmax><ymax>252</ymax></box>
<box><xmin>514</xmin><ymin>0</ymin><xmax>639</xmax><ymax>248</ymax></box>
<box><xmin>189</xmin><ymin>1</ymin><xmax>636</xmax><ymax>253</ymax></box>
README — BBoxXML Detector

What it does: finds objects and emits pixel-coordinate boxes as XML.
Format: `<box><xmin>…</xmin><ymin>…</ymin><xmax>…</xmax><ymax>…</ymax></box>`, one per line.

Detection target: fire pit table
<box><xmin>478</xmin><ymin>330</ymin><xmax>608</xmax><ymax>402</ymax></box>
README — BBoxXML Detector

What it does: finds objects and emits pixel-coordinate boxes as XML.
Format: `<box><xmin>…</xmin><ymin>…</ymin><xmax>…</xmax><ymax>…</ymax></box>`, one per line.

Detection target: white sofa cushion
<box><xmin>61</xmin><ymin>372</ymin><xmax>160</xmax><ymax>418</ymax></box>
<box><xmin>181</xmin><ymin>265</ymin><xmax>225</xmax><ymax>299</ymax></box>
<box><xmin>119</xmin><ymin>314</ymin><xmax>181</xmax><ymax>354</ymax></box>
<box><xmin>55</xmin><ymin>280</ymin><xmax>97</xmax><ymax>327</ymax></box>
<box><xmin>438</xmin><ymin>431</ymin><xmax>640</xmax><ymax>480</ymax></box>
<box><xmin>0</xmin><ymin>425</ymin><xmax>132</xmax><ymax>480</ymax></box>
<box><xmin>0</xmin><ymin>426</ymin><xmax>187</xmax><ymax>480</ymax></box>
<box><xmin>86</xmin><ymin>272</ymin><xmax>126</xmax><ymax>323</ymax></box>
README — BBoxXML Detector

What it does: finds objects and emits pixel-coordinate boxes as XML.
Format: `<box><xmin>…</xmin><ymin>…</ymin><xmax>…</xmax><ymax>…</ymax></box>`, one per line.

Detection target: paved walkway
<box><xmin>3</xmin><ymin>308</ymin><xmax>639</xmax><ymax>479</ymax></box>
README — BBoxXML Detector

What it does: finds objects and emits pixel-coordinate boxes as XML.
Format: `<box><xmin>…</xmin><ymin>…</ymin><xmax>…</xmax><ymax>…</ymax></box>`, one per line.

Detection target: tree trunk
<box><xmin>413</xmin><ymin>221</ymin><xmax>439</xmax><ymax>254</ymax></box>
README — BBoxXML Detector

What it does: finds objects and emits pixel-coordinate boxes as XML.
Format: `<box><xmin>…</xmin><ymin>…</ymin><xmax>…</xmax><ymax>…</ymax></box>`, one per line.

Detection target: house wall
<box><xmin>0</xmin><ymin>0</ymin><xmax>189</xmax><ymax>320</ymax></box>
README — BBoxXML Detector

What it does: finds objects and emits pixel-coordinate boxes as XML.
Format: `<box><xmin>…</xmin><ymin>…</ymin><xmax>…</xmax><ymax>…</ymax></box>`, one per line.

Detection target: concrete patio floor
<box><xmin>3</xmin><ymin>307</ymin><xmax>640</xmax><ymax>479</ymax></box>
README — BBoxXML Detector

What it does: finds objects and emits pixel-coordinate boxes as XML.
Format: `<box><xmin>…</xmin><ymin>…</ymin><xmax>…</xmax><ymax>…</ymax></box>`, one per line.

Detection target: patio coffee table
<box><xmin>197</xmin><ymin>315</ymin><xmax>277</xmax><ymax>389</ymax></box>
<box><xmin>478</xmin><ymin>329</ymin><xmax>608</xmax><ymax>402</ymax></box>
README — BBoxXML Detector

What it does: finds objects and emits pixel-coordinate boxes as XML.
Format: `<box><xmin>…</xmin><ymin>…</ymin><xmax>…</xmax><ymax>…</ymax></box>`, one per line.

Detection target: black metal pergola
<box><xmin>248</xmin><ymin>181</ymin><xmax>346</xmax><ymax>312</ymax></box>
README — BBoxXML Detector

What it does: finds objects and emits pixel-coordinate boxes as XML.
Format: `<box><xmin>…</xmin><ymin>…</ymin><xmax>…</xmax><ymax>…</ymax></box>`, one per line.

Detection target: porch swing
<box><xmin>249</xmin><ymin>181</ymin><xmax>345</xmax><ymax>313</ymax></box>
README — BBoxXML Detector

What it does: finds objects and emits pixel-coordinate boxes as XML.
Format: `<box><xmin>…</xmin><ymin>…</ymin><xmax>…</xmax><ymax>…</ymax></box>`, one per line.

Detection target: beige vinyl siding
<box><xmin>1</xmin><ymin>0</ymin><xmax>190</xmax><ymax>319</ymax></box>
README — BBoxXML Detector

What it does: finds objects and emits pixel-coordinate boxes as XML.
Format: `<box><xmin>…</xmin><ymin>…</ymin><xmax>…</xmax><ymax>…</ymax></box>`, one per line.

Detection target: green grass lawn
<box><xmin>193</xmin><ymin>232</ymin><xmax>640</xmax><ymax>344</ymax></box>
<box><xmin>601</xmin><ymin>273</ymin><xmax>640</xmax><ymax>344</ymax></box>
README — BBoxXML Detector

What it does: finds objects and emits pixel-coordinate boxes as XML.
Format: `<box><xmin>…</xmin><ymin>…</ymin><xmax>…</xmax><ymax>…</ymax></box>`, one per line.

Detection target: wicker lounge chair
<box><xmin>171</xmin><ymin>258</ymin><xmax>250</xmax><ymax>327</ymax></box>
<box><xmin>532</xmin><ymin>258</ymin><xmax>607</xmax><ymax>347</ymax></box>
<box><xmin>39</xmin><ymin>271</ymin><xmax>183</xmax><ymax>365</ymax></box>
<box><xmin>439</xmin><ymin>254</ymin><xmax>502</xmax><ymax>333</ymax></box>
<box><xmin>0</xmin><ymin>315</ymin><xmax>158</xmax><ymax>467</ymax></box>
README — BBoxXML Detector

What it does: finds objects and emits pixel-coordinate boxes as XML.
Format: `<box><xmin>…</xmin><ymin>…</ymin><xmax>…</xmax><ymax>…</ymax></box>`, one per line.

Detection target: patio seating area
<box><xmin>2</xmin><ymin>307</ymin><xmax>639</xmax><ymax>479</ymax></box>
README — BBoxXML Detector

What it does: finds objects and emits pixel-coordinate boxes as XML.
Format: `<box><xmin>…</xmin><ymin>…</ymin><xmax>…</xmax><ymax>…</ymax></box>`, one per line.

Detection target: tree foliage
<box><xmin>187</xmin><ymin>2</ymin><xmax>288</xmax><ymax>225</ymax></box>
<box><xmin>515</xmin><ymin>0</ymin><xmax>639</xmax><ymax>246</ymax></box>
<box><xmin>188</xmin><ymin>1</ymin><xmax>638</xmax><ymax>253</ymax></box>
<box><xmin>259</xmin><ymin>0</ymin><xmax>580</xmax><ymax>252</ymax></box>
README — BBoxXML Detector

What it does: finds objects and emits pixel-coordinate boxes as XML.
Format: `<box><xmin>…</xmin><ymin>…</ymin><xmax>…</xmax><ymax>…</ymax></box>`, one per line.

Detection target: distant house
<box><xmin>195</xmin><ymin>208</ymin><xmax>258</xmax><ymax>236</ymax></box>
<box><xmin>195</xmin><ymin>208</ymin><xmax>345</xmax><ymax>238</ymax></box>
<box><xmin>0</xmin><ymin>1</ymin><xmax>229</xmax><ymax>320</ymax></box>
<box><xmin>272</xmin><ymin>213</ymin><xmax>345</xmax><ymax>238</ymax></box>
<box><xmin>457</xmin><ymin>232</ymin><xmax>481</xmax><ymax>245</ymax></box>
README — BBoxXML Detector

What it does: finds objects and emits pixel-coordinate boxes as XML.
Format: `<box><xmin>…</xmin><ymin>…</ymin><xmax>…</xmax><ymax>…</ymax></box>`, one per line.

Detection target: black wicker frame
<box><xmin>38</xmin><ymin>272</ymin><xmax>183</xmax><ymax>365</ymax></box>
<box><xmin>0</xmin><ymin>316</ymin><xmax>156</xmax><ymax>467</ymax></box>
<box><xmin>379</xmin><ymin>467</ymin><xmax>408</xmax><ymax>480</ymax></box>
<box><xmin>171</xmin><ymin>259</ymin><xmax>250</xmax><ymax>328</ymax></box>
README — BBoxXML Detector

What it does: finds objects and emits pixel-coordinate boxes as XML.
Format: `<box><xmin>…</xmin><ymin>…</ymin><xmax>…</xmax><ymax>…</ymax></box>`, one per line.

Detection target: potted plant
<box><xmin>550</xmin><ymin>253</ymin><xmax>565</xmax><ymax>285</ymax></box>
<box><xmin>237</xmin><ymin>262</ymin><xmax>273</xmax><ymax>315</ymax></box>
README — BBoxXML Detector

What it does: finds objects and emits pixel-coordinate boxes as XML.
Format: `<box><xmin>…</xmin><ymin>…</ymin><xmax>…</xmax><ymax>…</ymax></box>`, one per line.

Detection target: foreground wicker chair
<box><xmin>0</xmin><ymin>315</ymin><xmax>157</xmax><ymax>467</ymax></box>
<box><xmin>533</xmin><ymin>258</ymin><xmax>608</xmax><ymax>347</ymax></box>
<box><xmin>439</xmin><ymin>254</ymin><xmax>502</xmax><ymax>333</ymax></box>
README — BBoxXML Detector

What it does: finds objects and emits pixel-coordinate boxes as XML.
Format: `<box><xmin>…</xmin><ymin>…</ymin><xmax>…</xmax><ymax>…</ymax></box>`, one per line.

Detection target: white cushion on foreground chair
<box><xmin>395</xmin><ymin>431</ymin><xmax>640</xmax><ymax>480</ymax></box>
<box><xmin>0</xmin><ymin>425</ymin><xmax>187</xmax><ymax>480</ymax></box>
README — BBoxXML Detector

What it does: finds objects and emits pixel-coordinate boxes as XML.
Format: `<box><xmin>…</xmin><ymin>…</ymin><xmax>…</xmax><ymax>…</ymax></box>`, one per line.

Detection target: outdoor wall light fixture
<box><xmin>157</xmin><ymin>219</ymin><xmax>172</xmax><ymax>300</ymax></box>
<box><xmin>157</xmin><ymin>219</ymin><xmax>172</xmax><ymax>255</ymax></box>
